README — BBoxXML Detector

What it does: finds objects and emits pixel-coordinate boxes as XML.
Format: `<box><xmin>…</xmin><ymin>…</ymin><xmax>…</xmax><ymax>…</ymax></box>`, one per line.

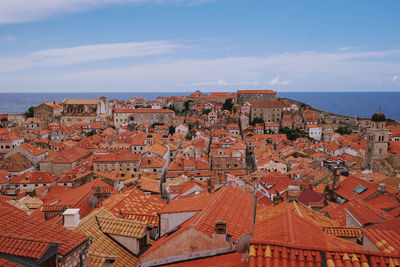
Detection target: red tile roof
<box><xmin>0</xmin><ymin>234</ymin><xmax>51</xmax><ymax>260</ymax></box>
<box><xmin>11</xmin><ymin>172</ymin><xmax>59</xmax><ymax>184</ymax></box>
<box><xmin>166</xmin><ymin>252</ymin><xmax>247</xmax><ymax>267</ymax></box>
<box><xmin>93</xmin><ymin>151</ymin><xmax>140</xmax><ymax>162</ymax></box>
<box><xmin>114</xmin><ymin>108</ymin><xmax>174</xmax><ymax>113</ymax></box>
<box><xmin>160</xmin><ymin>193</ymin><xmax>212</xmax><ymax>214</ymax></box>
<box><xmin>0</xmin><ymin>200</ymin><xmax>87</xmax><ymax>258</ymax></box>
<box><xmin>238</xmin><ymin>90</ymin><xmax>276</xmax><ymax>94</ymax></box>
<box><xmin>101</xmin><ymin>188</ymin><xmax>165</xmax><ymax>226</ymax></box>
<box><xmin>363</xmin><ymin>228</ymin><xmax>400</xmax><ymax>254</ymax></box>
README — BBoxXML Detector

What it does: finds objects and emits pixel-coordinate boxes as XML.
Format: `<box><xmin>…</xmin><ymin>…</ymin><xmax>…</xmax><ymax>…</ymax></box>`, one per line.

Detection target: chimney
<box><xmin>63</xmin><ymin>208</ymin><xmax>80</xmax><ymax>229</ymax></box>
<box><xmin>215</xmin><ymin>221</ymin><xmax>227</xmax><ymax>235</ymax></box>
<box><xmin>378</xmin><ymin>183</ymin><xmax>386</xmax><ymax>193</ymax></box>
<box><xmin>332</xmin><ymin>167</ymin><xmax>341</xmax><ymax>191</ymax></box>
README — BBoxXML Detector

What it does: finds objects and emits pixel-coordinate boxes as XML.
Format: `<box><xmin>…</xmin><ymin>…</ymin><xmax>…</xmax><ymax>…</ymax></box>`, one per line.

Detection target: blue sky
<box><xmin>0</xmin><ymin>0</ymin><xmax>399</xmax><ymax>92</ymax></box>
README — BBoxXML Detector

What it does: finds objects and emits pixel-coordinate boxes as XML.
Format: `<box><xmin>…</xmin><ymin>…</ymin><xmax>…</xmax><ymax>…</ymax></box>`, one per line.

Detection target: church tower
<box><xmin>365</xmin><ymin>108</ymin><xmax>389</xmax><ymax>168</ymax></box>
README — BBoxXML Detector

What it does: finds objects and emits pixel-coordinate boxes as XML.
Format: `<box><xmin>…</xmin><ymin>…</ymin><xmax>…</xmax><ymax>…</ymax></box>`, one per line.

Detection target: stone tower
<box><xmin>365</xmin><ymin>108</ymin><xmax>389</xmax><ymax>168</ymax></box>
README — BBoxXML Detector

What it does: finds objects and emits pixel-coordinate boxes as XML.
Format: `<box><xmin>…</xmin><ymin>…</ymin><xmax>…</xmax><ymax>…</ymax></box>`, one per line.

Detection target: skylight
<box><xmin>353</xmin><ymin>185</ymin><xmax>367</xmax><ymax>194</ymax></box>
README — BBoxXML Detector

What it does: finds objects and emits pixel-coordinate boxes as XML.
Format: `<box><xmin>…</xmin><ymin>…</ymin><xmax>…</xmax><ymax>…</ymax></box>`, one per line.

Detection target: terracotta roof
<box><xmin>238</xmin><ymin>90</ymin><xmax>276</xmax><ymax>94</ymax></box>
<box><xmin>248</xmin><ymin>243</ymin><xmax>400</xmax><ymax>267</ymax></box>
<box><xmin>11</xmin><ymin>172</ymin><xmax>59</xmax><ymax>184</ymax></box>
<box><xmin>0</xmin><ymin>200</ymin><xmax>88</xmax><ymax>258</ymax></box>
<box><xmin>140</xmin><ymin>157</ymin><xmax>166</xmax><ymax>168</ymax></box>
<box><xmin>363</xmin><ymin>228</ymin><xmax>400</xmax><ymax>254</ymax></box>
<box><xmin>42</xmin><ymin>147</ymin><xmax>89</xmax><ymax>164</ymax></box>
<box><xmin>344</xmin><ymin>198</ymin><xmax>393</xmax><ymax>226</ymax></box>
<box><xmin>0</xmin><ymin>234</ymin><xmax>52</xmax><ymax>260</ymax></box>
<box><xmin>322</xmin><ymin>226</ymin><xmax>363</xmax><ymax>238</ymax></box>
<box><xmin>144</xmin><ymin>186</ymin><xmax>254</xmax><ymax>259</ymax></box>
<box><xmin>335</xmin><ymin>175</ymin><xmax>379</xmax><ymax>201</ymax></box>
<box><xmin>94</xmin><ymin>151</ymin><xmax>140</xmax><ymax>162</ymax></box>
<box><xmin>0</xmin><ymin>153</ymin><xmax>33</xmax><ymax>172</ymax></box>
<box><xmin>139</xmin><ymin>178</ymin><xmax>160</xmax><ymax>194</ymax></box>
<box><xmin>141</xmin><ymin>143</ymin><xmax>168</xmax><ymax>157</ymax></box>
<box><xmin>160</xmin><ymin>194</ymin><xmax>212</xmax><ymax>214</ymax></box>
<box><xmin>0</xmin><ymin>257</ymin><xmax>20</xmax><ymax>267</ymax></box>
<box><xmin>19</xmin><ymin>143</ymin><xmax>48</xmax><ymax>156</ymax></box>
<box><xmin>249</xmin><ymin>100</ymin><xmax>284</xmax><ymax>108</ymax></box>
<box><xmin>64</xmin><ymin>99</ymin><xmax>100</xmax><ymax>105</ymax></box>
<box><xmin>101</xmin><ymin>189</ymin><xmax>165</xmax><ymax>227</ymax></box>
<box><xmin>97</xmin><ymin>216</ymin><xmax>148</xmax><ymax>239</ymax></box>
<box><xmin>34</xmin><ymin>180</ymin><xmax>113</xmax><ymax>222</ymax></box>
<box><xmin>74</xmin><ymin>208</ymin><xmax>140</xmax><ymax>267</ymax></box>
<box><xmin>166</xmin><ymin>252</ymin><xmax>247</xmax><ymax>267</ymax></box>
<box><xmin>114</xmin><ymin>108</ymin><xmax>174</xmax><ymax>113</ymax></box>
<box><xmin>297</xmin><ymin>188</ymin><xmax>323</xmax><ymax>206</ymax></box>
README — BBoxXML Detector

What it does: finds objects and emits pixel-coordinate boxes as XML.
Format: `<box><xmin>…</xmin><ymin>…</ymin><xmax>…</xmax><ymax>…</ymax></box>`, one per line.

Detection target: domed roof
<box><xmin>371</xmin><ymin>108</ymin><xmax>385</xmax><ymax>122</ymax></box>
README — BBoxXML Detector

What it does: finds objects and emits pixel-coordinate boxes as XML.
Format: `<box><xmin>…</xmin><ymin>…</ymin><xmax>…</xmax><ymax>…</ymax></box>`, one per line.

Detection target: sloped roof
<box><xmin>101</xmin><ymin>189</ymin><xmax>165</xmax><ymax>227</ymax></box>
<box><xmin>142</xmin><ymin>186</ymin><xmax>254</xmax><ymax>258</ymax></box>
<box><xmin>97</xmin><ymin>216</ymin><xmax>148</xmax><ymax>239</ymax></box>
<box><xmin>0</xmin><ymin>153</ymin><xmax>33</xmax><ymax>172</ymax></box>
<box><xmin>166</xmin><ymin>252</ymin><xmax>247</xmax><ymax>267</ymax></box>
<box><xmin>74</xmin><ymin>208</ymin><xmax>140</xmax><ymax>267</ymax></box>
<box><xmin>0</xmin><ymin>200</ymin><xmax>87</xmax><ymax>258</ymax></box>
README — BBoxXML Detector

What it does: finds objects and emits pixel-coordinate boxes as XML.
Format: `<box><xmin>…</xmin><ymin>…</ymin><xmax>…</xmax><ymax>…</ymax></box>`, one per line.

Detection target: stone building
<box><xmin>250</xmin><ymin>100</ymin><xmax>284</xmax><ymax>124</ymax></box>
<box><xmin>34</xmin><ymin>102</ymin><xmax>62</xmax><ymax>126</ymax></box>
<box><xmin>93</xmin><ymin>152</ymin><xmax>140</xmax><ymax>172</ymax></box>
<box><xmin>237</xmin><ymin>89</ymin><xmax>276</xmax><ymax>105</ymax></box>
<box><xmin>365</xmin><ymin>109</ymin><xmax>389</xmax><ymax>168</ymax></box>
<box><xmin>113</xmin><ymin>108</ymin><xmax>174</xmax><ymax>129</ymax></box>
<box><xmin>60</xmin><ymin>97</ymin><xmax>109</xmax><ymax>126</ymax></box>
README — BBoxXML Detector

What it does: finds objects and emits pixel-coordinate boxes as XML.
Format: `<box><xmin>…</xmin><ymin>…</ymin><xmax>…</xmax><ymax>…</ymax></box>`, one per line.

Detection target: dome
<box><xmin>371</xmin><ymin>109</ymin><xmax>385</xmax><ymax>122</ymax></box>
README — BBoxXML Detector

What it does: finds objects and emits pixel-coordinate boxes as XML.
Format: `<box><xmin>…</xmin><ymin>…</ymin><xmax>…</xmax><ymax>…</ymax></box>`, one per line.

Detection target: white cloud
<box><xmin>0</xmin><ymin>0</ymin><xmax>214</xmax><ymax>24</ymax></box>
<box><xmin>0</xmin><ymin>36</ymin><xmax>17</xmax><ymax>42</ymax></box>
<box><xmin>269</xmin><ymin>75</ymin><xmax>291</xmax><ymax>86</ymax></box>
<box><xmin>393</xmin><ymin>75</ymin><xmax>399</xmax><ymax>83</ymax></box>
<box><xmin>0</xmin><ymin>40</ymin><xmax>182</xmax><ymax>72</ymax></box>
<box><xmin>2</xmin><ymin>48</ymin><xmax>400</xmax><ymax>92</ymax></box>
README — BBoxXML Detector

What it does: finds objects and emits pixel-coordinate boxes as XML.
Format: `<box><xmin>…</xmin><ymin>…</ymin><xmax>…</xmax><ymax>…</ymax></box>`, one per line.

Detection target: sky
<box><xmin>0</xmin><ymin>0</ymin><xmax>400</xmax><ymax>93</ymax></box>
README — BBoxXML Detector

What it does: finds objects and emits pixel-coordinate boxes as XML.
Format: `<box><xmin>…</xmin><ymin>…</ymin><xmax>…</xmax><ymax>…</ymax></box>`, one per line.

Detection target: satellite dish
<box><xmin>87</xmin><ymin>195</ymin><xmax>99</xmax><ymax>208</ymax></box>
<box><xmin>235</xmin><ymin>233</ymin><xmax>253</xmax><ymax>253</ymax></box>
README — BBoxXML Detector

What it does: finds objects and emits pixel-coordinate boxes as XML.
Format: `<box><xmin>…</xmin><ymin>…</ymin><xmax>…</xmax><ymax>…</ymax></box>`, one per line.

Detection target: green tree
<box><xmin>184</xmin><ymin>100</ymin><xmax>193</xmax><ymax>111</ymax></box>
<box><xmin>152</xmin><ymin>122</ymin><xmax>164</xmax><ymax>128</ymax></box>
<box><xmin>24</xmin><ymin>106</ymin><xmax>35</xmax><ymax>118</ymax></box>
<box><xmin>202</xmin><ymin>109</ymin><xmax>211</xmax><ymax>115</ymax></box>
<box><xmin>232</xmin><ymin>106</ymin><xmax>238</xmax><ymax>113</ymax></box>
<box><xmin>169</xmin><ymin>125</ymin><xmax>176</xmax><ymax>135</ymax></box>
<box><xmin>165</xmin><ymin>105</ymin><xmax>176</xmax><ymax>112</ymax></box>
<box><xmin>250</xmin><ymin>117</ymin><xmax>264</xmax><ymax>126</ymax></box>
<box><xmin>279</xmin><ymin>127</ymin><xmax>306</xmax><ymax>141</ymax></box>
<box><xmin>335</xmin><ymin>126</ymin><xmax>352</xmax><ymax>135</ymax></box>
<box><xmin>222</xmin><ymin>98</ymin><xmax>234</xmax><ymax>112</ymax></box>
<box><xmin>86</xmin><ymin>130</ymin><xmax>96</xmax><ymax>137</ymax></box>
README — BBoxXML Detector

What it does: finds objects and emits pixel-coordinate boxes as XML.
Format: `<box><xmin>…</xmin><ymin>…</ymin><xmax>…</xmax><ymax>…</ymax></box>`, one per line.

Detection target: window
<box><xmin>353</xmin><ymin>185</ymin><xmax>367</xmax><ymax>194</ymax></box>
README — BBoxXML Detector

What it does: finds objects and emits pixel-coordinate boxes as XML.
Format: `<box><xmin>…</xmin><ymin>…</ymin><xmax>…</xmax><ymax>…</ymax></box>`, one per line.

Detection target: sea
<box><xmin>0</xmin><ymin>91</ymin><xmax>399</xmax><ymax>121</ymax></box>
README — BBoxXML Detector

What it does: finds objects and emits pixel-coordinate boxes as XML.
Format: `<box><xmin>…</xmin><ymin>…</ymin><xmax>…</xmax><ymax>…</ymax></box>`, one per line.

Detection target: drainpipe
<box><xmin>79</xmin><ymin>236</ymin><xmax>93</xmax><ymax>267</ymax></box>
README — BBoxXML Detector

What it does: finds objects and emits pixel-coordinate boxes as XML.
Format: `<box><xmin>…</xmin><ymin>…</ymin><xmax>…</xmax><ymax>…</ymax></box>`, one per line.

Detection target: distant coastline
<box><xmin>0</xmin><ymin>91</ymin><xmax>399</xmax><ymax>121</ymax></box>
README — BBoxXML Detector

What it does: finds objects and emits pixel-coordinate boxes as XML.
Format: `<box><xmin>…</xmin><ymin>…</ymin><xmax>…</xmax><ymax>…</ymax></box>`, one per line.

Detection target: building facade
<box><xmin>60</xmin><ymin>97</ymin><xmax>109</xmax><ymax>126</ymax></box>
<box><xmin>250</xmin><ymin>100</ymin><xmax>284</xmax><ymax>124</ymax></box>
<box><xmin>113</xmin><ymin>108</ymin><xmax>174</xmax><ymax>129</ymax></box>
<box><xmin>365</xmin><ymin>109</ymin><xmax>389</xmax><ymax>168</ymax></box>
<box><xmin>237</xmin><ymin>90</ymin><xmax>276</xmax><ymax>105</ymax></box>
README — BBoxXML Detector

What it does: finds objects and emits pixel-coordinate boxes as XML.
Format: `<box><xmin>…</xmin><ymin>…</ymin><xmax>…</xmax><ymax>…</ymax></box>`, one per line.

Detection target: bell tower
<box><xmin>365</xmin><ymin>108</ymin><xmax>389</xmax><ymax>168</ymax></box>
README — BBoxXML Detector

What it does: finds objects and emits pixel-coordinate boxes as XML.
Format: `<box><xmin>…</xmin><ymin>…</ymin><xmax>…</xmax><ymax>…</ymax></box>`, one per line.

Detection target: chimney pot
<box><xmin>62</xmin><ymin>208</ymin><xmax>80</xmax><ymax>229</ymax></box>
<box><xmin>215</xmin><ymin>221</ymin><xmax>227</xmax><ymax>235</ymax></box>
